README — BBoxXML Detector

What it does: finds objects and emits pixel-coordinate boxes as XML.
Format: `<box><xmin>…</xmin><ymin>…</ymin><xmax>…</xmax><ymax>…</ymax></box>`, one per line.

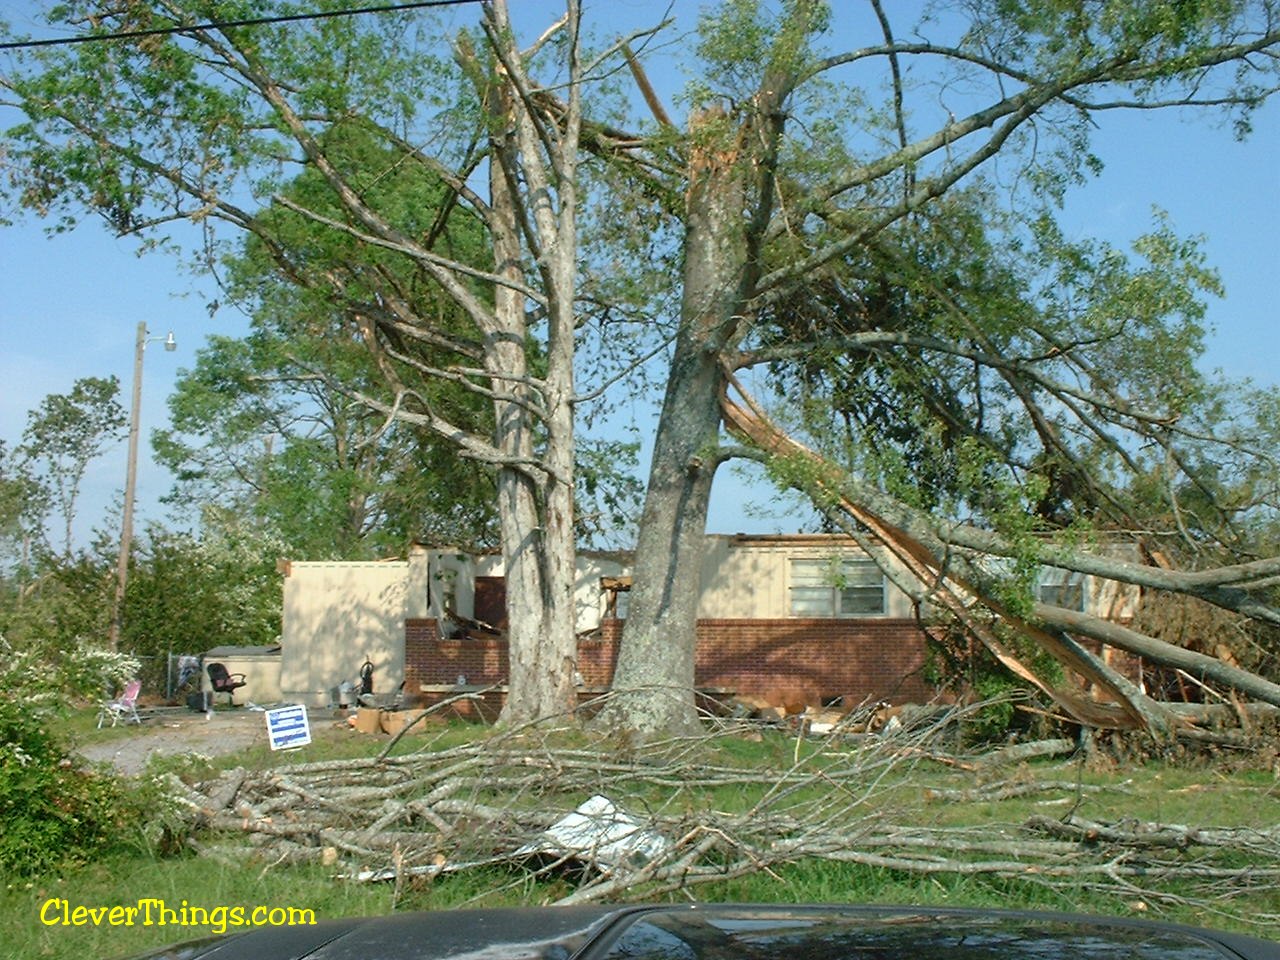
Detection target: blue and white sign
<box><xmin>265</xmin><ymin>704</ymin><xmax>312</xmax><ymax>751</ymax></box>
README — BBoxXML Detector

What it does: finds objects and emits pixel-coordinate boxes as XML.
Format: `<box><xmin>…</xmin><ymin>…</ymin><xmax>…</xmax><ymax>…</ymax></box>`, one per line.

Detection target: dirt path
<box><xmin>78</xmin><ymin>709</ymin><xmax>280</xmax><ymax>777</ymax></box>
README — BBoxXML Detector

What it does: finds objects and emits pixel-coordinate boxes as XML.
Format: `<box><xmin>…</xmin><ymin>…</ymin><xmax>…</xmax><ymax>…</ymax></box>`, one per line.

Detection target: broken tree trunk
<box><xmin>1035</xmin><ymin>604</ymin><xmax>1280</xmax><ymax>709</ymax></box>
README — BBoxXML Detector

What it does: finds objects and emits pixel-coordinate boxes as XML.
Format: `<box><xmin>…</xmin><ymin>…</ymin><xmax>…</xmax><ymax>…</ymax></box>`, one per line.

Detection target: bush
<box><xmin>0</xmin><ymin>697</ymin><xmax>148</xmax><ymax>876</ymax></box>
<box><xmin>0</xmin><ymin>638</ymin><xmax>150</xmax><ymax>877</ymax></box>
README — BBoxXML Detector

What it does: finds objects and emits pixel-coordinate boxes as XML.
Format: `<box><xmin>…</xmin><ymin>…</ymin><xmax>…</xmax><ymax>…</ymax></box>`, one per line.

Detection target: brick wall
<box><xmin>692</xmin><ymin>618</ymin><xmax>934</xmax><ymax>704</ymax></box>
<box><xmin>405</xmin><ymin>618</ymin><xmax>509</xmax><ymax>694</ymax></box>
<box><xmin>403</xmin><ymin>619</ymin><xmax>439</xmax><ymax>699</ymax></box>
<box><xmin>406</xmin><ymin>616</ymin><xmax>935</xmax><ymax>706</ymax></box>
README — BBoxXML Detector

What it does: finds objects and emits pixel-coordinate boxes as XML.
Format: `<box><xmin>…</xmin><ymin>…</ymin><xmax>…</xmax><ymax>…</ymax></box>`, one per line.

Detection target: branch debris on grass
<box><xmin>162</xmin><ymin>700</ymin><xmax>1280</xmax><ymax>928</ymax></box>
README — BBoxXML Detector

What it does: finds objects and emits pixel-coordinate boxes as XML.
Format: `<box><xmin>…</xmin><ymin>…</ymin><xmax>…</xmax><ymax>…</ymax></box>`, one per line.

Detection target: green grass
<box><xmin>61</xmin><ymin>705</ymin><xmax>145</xmax><ymax>746</ymax></box>
<box><xmin>8</xmin><ymin>722</ymin><xmax>1279</xmax><ymax>959</ymax></box>
<box><xmin>4</xmin><ymin>853</ymin><xmax>401</xmax><ymax>959</ymax></box>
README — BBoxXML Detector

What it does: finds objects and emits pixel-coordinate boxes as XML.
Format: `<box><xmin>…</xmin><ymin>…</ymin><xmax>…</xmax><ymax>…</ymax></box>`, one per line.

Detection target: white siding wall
<box><xmin>427</xmin><ymin>549</ymin><xmax>476</xmax><ymax>630</ymax></box>
<box><xmin>281</xmin><ymin>561</ymin><xmax>410</xmax><ymax>707</ymax></box>
<box><xmin>698</xmin><ymin>536</ymin><xmax>917</xmax><ymax>619</ymax></box>
<box><xmin>575</xmin><ymin>556</ymin><xmax>629</xmax><ymax>632</ymax></box>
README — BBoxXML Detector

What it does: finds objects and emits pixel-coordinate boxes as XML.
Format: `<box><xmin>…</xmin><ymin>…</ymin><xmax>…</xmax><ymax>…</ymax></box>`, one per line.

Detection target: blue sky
<box><xmin>1</xmin><ymin>0</ymin><xmax>1276</xmax><ymax>548</ymax></box>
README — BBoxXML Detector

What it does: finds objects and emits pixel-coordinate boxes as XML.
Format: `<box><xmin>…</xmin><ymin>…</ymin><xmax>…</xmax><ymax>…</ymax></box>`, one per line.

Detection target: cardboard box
<box><xmin>379</xmin><ymin>709</ymin><xmax>424</xmax><ymax>737</ymax></box>
<box><xmin>352</xmin><ymin>707</ymin><xmax>382</xmax><ymax>734</ymax></box>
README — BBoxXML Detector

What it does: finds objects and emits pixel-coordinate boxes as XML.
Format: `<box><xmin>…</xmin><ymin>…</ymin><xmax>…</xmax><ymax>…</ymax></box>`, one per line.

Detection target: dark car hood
<box><xmin>122</xmin><ymin>904</ymin><xmax>1279</xmax><ymax>960</ymax></box>
<box><xmin>579</xmin><ymin>905</ymin><xmax>1280</xmax><ymax>960</ymax></box>
<box><xmin>123</xmin><ymin>905</ymin><xmax>619</xmax><ymax>960</ymax></box>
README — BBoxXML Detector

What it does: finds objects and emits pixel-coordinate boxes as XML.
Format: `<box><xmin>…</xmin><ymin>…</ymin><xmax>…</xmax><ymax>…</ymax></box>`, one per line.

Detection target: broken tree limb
<box><xmin>202</xmin><ymin>767</ymin><xmax>246</xmax><ymax>816</ymax></box>
<box><xmin>923</xmin><ymin>778</ymin><xmax>1126</xmax><ymax>804</ymax></box>
<box><xmin>156</xmin><ymin>704</ymin><xmax>1280</xmax><ymax>933</ymax></box>
<box><xmin>973</xmin><ymin>738</ymin><xmax>1077</xmax><ymax>768</ymax></box>
<box><xmin>1163</xmin><ymin>702</ymin><xmax>1280</xmax><ymax>725</ymax></box>
<box><xmin>1024</xmin><ymin>814</ymin><xmax>1280</xmax><ymax>854</ymax></box>
<box><xmin>1034</xmin><ymin>604</ymin><xmax>1280</xmax><ymax>709</ymax></box>
<box><xmin>720</xmin><ymin>386</ymin><xmax>1165</xmax><ymax>731</ymax></box>
<box><xmin>718</xmin><ymin>381</ymin><xmax>1280</xmax><ymax>733</ymax></box>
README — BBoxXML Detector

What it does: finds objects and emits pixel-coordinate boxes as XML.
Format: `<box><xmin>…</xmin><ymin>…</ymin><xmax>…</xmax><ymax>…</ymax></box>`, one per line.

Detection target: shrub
<box><xmin>0</xmin><ymin>638</ymin><xmax>149</xmax><ymax>877</ymax></box>
<box><xmin>0</xmin><ymin>699</ymin><xmax>146</xmax><ymax>876</ymax></box>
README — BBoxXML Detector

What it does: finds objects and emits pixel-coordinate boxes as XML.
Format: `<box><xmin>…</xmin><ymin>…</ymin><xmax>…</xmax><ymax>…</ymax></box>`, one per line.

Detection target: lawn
<box><xmin>6</xmin><ymin>714</ymin><xmax>1278</xmax><ymax>959</ymax></box>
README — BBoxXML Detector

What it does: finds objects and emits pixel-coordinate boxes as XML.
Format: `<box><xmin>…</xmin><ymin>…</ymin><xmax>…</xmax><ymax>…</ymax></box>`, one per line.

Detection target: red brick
<box><xmin>405</xmin><ymin>616</ymin><xmax>935</xmax><ymax>705</ymax></box>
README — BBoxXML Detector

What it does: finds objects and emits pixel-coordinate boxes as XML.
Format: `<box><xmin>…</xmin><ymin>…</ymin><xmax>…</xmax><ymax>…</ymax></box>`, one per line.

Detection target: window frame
<box><xmin>788</xmin><ymin>555</ymin><xmax>887</xmax><ymax>618</ymax></box>
<box><xmin>1035</xmin><ymin>566</ymin><xmax>1087</xmax><ymax>612</ymax></box>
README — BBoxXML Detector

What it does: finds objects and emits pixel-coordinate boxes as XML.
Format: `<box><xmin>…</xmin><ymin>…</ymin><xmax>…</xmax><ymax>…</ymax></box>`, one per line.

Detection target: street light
<box><xmin>108</xmin><ymin>322</ymin><xmax>176</xmax><ymax>652</ymax></box>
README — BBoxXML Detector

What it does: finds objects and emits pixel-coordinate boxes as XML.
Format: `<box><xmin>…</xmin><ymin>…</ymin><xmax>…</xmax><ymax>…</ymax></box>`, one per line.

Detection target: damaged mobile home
<box><xmin>278</xmin><ymin>535</ymin><xmax>1140</xmax><ymax>714</ymax></box>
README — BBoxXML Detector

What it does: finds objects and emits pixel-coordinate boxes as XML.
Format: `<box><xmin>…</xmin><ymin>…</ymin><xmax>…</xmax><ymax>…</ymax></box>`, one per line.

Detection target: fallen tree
<box><xmin>163</xmin><ymin>702</ymin><xmax>1280</xmax><ymax>929</ymax></box>
<box><xmin>720</xmin><ymin>380</ymin><xmax>1280</xmax><ymax>740</ymax></box>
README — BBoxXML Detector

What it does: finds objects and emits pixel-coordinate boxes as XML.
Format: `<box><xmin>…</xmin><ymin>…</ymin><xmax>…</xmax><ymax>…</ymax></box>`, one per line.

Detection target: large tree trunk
<box><xmin>494</xmin><ymin>451</ymin><xmax>576</xmax><ymax>726</ymax></box>
<box><xmin>600</xmin><ymin>349</ymin><xmax>723</xmax><ymax>736</ymax></box>
<box><xmin>603</xmin><ymin>22</ymin><xmax>802</xmax><ymax>734</ymax></box>
<box><xmin>510</xmin><ymin>182</ymin><xmax>580</xmax><ymax>728</ymax></box>
<box><xmin>601</xmin><ymin>107</ymin><xmax>756</xmax><ymax>737</ymax></box>
<box><xmin>486</xmin><ymin>0</ymin><xmax>583</xmax><ymax>726</ymax></box>
<box><xmin>486</xmin><ymin>63</ymin><xmax>577</xmax><ymax>726</ymax></box>
<box><xmin>527</xmin><ymin>183</ymin><xmax>580</xmax><ymax>728</ymax></box>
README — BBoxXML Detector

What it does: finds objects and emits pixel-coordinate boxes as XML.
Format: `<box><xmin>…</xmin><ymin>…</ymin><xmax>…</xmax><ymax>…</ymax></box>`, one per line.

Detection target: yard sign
<box><xmin>265</xmin><ymin>704</ymin><xmax>312</xmax><ymax>751</ymax></box>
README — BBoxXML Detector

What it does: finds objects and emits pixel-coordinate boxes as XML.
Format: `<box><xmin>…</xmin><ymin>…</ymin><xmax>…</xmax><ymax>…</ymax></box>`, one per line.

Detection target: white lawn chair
<box><xmin>97</xmin><ymin>679</ymin><xmax>142</xmax><ymax>728</ymax></box>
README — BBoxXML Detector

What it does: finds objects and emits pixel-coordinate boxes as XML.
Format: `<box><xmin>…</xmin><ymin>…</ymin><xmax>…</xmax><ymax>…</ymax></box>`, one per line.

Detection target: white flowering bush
<box><xmin>0</xmin><ymin>638</ymin><xmax>139</xmax><ymax>713</ymax></box>
<box><xmin>65</xmin><ymin>645</ymin><xmax>140</xmax><ymax>701</ymax></box>
<box><xmin>0</xmin><ymin>636</ymin><xmax>146</xmax><ymax>876</ymax></box>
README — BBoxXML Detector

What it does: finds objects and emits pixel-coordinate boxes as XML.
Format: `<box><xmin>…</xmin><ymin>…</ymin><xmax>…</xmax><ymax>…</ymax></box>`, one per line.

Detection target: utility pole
<box><xmin>108</xmin><ymin>322</ymin><xmax>175</xmax><ymax>652</ymax></box>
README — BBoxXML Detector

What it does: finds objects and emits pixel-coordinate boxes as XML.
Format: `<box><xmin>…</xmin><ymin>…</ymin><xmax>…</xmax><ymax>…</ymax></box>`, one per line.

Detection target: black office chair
<box><xmin>206</xmin><ymin>662</ymin><xmax>247</xmax><ymax>706</ymax></box>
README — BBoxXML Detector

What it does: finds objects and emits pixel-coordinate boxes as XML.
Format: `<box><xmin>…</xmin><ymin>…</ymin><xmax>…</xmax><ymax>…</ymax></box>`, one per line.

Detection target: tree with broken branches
<box><xmin>0</xmin><ymin>0</ymin><xmax>600</xmax><ymax>723</ymax></box>
<box><xmin>722</xmin><ymin>378</ymin><xmax>1280</xmax><ymax>737</ymax></box>
<box><xmin>704</xmin><ymin>180</ymin><xmax>1280</xmax><ymax>736</ymax></box>
<box><xmin>589</xmin><ymin>1</ymin><xmax>1280</xmax><ymax>737</ymax></box>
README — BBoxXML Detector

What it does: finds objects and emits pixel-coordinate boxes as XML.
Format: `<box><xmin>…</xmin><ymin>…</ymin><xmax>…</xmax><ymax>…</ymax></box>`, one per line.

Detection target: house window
<box><xmin>1036</xmin><ymin>567</ymin><xmax>1085</xmax><ymax>611</ymax></box>
<box><xmin>789</xmin><ymin>557</ymin><xmax>885</xmax><ymax>617</ymax></box>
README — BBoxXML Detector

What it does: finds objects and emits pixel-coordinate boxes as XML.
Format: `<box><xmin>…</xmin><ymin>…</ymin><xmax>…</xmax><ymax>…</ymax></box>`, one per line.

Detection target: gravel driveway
<box><xmin>78</xmin><ymin>709</ymin><xmax>282</xmax><ymax>777</ymax></box>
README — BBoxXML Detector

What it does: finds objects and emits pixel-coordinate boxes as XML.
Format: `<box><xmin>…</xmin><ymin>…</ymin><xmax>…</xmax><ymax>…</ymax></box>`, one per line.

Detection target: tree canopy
<box><xmin>14</xmin><ymin>376</ymin><xmax>125</xmax><ymax>561</ymax></box>
<box><xmin>156</xmin><ymin>123</ymin><xmax>500</xmax><ymax>557</ymax></box>
<box><xmin>1</xmin><ymin>0</ymin><xmax>1278</xmax><ymax>736</ymax></box>
<box><xmin>2</xmin><ymin>0</ymin><xmax>590</xmax><ymax>723</ymax></box>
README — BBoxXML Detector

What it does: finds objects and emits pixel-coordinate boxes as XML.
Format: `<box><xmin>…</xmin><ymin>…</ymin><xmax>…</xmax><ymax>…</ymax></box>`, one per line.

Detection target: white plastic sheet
<box><xmin>520</xmin><ymin>794</ymin><xmax>670</xmax><ymax>871</ymax></box>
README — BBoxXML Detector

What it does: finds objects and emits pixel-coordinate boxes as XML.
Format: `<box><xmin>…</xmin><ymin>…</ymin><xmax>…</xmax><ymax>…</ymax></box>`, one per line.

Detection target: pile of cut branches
<box><xmin>162</xmin><ymin>701</ymin><xmax>1280</xmax><ymax>929</ymax></box>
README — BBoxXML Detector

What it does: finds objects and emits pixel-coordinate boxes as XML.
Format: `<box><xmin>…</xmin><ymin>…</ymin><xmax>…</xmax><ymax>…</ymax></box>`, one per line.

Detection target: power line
<box><xmin>0</xmin><ymin>0</ymin><xmax>482</xmax><ymax>52</ymax></box>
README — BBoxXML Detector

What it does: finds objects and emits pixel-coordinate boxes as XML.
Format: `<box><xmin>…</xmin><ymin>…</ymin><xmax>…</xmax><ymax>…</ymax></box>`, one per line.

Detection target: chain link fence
<box><xmin>124</xmin><ymin>651</ymin><xmax>203</xmax><ymax>702</ymax></box>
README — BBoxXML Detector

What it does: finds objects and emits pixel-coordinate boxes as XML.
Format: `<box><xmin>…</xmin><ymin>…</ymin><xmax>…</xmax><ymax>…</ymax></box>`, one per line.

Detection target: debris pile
<box><xmin>162</xmin><ymin>702</ymin><xmax>1280</xmax><ymax>924</ymax></box>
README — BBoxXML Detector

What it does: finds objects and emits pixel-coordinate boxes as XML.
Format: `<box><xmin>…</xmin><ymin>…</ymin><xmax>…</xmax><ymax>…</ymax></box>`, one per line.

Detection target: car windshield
<box><xmin>589</xmin><ymin>909</ymin><xmax>1244</xmax><ymax>960</ymax></box>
